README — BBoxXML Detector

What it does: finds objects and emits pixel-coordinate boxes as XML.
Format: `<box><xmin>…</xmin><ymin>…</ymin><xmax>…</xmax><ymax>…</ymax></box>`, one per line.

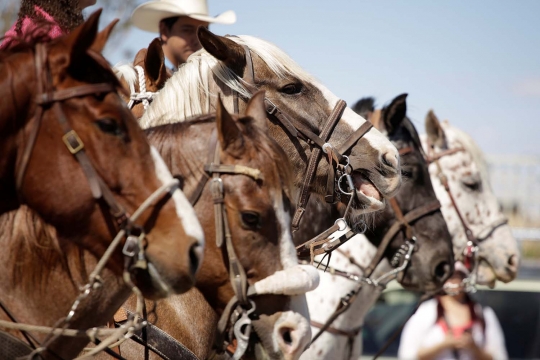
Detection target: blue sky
<box><xmin>95</xmin><ymin>0</ymin><xmax>540</xmax><ymax>156</ymax></box>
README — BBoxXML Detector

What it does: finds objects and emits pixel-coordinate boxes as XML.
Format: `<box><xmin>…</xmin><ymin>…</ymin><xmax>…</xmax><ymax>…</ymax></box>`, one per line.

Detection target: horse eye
<box><xmin>401</xmin><ymin>167</ymin><xmax>414</xmax><ymax>179</ymax></box>
<box><xmin>461</xmin><ymin>175</ymin><xmax>482</xmax><ymax>192</ymax></box>
<box><xmin>280</xmin><ymin>83</ymin><xmax>303</xmax><ymax>95</ymax></box>
<box><xmin>240</xmin><ymin>211</ymin><xmax>262</xmax><ymax>229</ymax></box>
<box><xmin>96</xmin><ymin>118</ymin><xmax>122</xmax><ymax>136</ymax></box>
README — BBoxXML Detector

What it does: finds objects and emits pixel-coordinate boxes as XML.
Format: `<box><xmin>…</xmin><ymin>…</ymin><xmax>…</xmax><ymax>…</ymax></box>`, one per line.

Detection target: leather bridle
<box><xmin>426</xmin><ymin>139</ymin><xmax>508</xmax><ymax>292</ymax></box>
<box><xmin>2</xmin><ymin>42</ymin><xmax>182</xmax><ymax>359</ymax></box>
<box><xmin>227</xmin><ymin>39</ymin><xmax>374</xmax><ymax>251</ymax></box>
<box><xmin>187</xmin><ymin>129</ymin><xmax>264</xmax><ymax>360</ymax></box>
<box><xmin>308</xmin><ymin>143</ymin><xmax>442</xmax><ymax>351</ymax></box>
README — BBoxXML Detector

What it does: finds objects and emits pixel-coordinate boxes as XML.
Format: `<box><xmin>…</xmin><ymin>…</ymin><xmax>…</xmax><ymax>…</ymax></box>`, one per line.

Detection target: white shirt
<box><xmin>398</xmin><ymin>299</ymin><xmax>508</xmax><ymax>360</ymax></box>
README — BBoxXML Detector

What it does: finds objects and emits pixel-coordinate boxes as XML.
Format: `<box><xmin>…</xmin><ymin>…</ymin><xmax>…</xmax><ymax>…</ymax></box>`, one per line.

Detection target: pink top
<box><xmin>1</xmin><ymin>6</ymin><xmax>64</xmax><ymax>50</ymax></box>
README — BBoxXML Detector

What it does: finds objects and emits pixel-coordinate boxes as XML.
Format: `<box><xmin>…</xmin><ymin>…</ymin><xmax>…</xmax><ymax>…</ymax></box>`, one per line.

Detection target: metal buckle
<box><xmin>265</xmin><ymin>99</ymin><xmax>278</xmax><ymax>115</ymax></box>
<box><xmin>62</xmin><ymin>130</ymin><xmax>84</xmax><ymax>154</ymax></box>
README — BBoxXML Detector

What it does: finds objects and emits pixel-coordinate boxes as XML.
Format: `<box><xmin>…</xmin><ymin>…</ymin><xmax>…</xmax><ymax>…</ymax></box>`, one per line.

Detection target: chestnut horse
<box><xmin>113</xmin><ymin>37</ymin><xmax>170</xmax><ymax>120</ymax></box>
<box><xmin>423</xmin><ymin>111</ymin><xmax>519</xmax><ymax>287</ymax></box>
<box><xmin>301</xmin><ymin>94</ymin><xmax>453</xmax><ymax>360</ymax></box>
<box><xmin>0</xmin><ymin>11</ymin><xmax>203</xmax><ymax>359</ymax></box>
<box><xmin>103</xmin><ymin>92</ymin><xmax>318</xmax><ymax>360</ymax></box>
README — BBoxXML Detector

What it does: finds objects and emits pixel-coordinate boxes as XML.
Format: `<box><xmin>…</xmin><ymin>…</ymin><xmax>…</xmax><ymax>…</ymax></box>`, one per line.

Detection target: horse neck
<box><xmin>0</xmin><ymin>52</ymin><xmax>36</xmax><ymax>209</ymax></box>
<box><xmin>304</xmin><ymin>235</ymin><xmax>383</xmax><ymax>360</ymax></box>
<box><xmin>0</xmin><ymin>207</ymin><xmax>129</xmax><ymax>358</ymax></box>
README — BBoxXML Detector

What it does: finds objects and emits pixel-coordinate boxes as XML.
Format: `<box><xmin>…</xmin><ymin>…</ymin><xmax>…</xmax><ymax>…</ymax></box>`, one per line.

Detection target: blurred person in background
<box><xmin>398</xmin><ymin>261</ymin><xmax>508</xmax><ymax>360</ymax></box>
<box><xmin>130</xmin><ymin>0</ymin><xmax>236</xmax><ymax>72</ymax></box>
<box><xmin>1</xmin><ymin>0</ymin><xmax>96</xmax><ymax>49</ymax></box>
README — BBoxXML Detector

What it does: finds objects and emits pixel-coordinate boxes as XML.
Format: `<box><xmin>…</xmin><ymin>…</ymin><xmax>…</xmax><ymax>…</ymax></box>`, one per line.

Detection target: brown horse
<box><xmin>114</xmin><ymin>37</ymin><xmax>170</xmax><ymax>120</ymax></box>
<box><xmin>0</xmin><ymin>10</ymin><xmax>203</xmax><ymax>359</ymax></box>
<box><xmin>106</xmin><ymin>92</ymin><xmax>318</xmax><ymax>360</ymax></box>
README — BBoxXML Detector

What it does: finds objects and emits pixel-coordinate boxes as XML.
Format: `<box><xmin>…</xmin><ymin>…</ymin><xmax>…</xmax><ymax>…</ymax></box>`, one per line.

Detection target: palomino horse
<box><xmin>0</xmin><ymin>11</ymin><xmax>203</xmax><ymax>359</ymax></box>
<box><xmin>140</xmin><ymin>28</ymin><xmax>402</xmax><ymax>228</ymax></box>
<box><xmin>423</xmin><ymin>110</ymin><xmax>519</xmax><ymax>287</ymax></box>
<box><xmin>301</xmin><ymin>94</ymin><xmax>454</xmax><ymax>360</ymax></box>
<box><xmin>105</xmin><ymin>93</ymin><xmax>318</xmax><ymax>360</ymax></box>
<box><xmin>114</xmin><ymin>37</ymin><xmax>170</xmax><ymax>119</ymax></box>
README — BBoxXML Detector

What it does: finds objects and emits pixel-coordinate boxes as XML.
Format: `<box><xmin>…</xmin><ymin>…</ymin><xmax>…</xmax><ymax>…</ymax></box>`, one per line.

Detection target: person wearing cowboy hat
<box><xmin>131</xmin><ymin>0</ymin><xmax>236</xmax><ymax>71</ymax></box>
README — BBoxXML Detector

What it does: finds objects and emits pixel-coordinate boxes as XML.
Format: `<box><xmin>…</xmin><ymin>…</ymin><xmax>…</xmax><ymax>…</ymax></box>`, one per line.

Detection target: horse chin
<box><xmin>476</xmin><ymin>260</ymin><xmax>499</xmax><ymax>287</ymax></box>
<box><xmin>129</xmin><ymin>261</ymin><xmax>190</xmax><ymax>300</ymax></box>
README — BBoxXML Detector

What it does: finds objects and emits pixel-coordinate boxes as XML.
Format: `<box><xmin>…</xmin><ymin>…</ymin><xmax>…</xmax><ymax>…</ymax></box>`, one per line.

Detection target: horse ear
<box><xmin>425</xmin><ymin>110</ymin><xmax>447</xmax><ymax>148</ymax></box>
<box><xmin>197</xmin><ymin>26</ymin><xmax>245</xmax><ymax>70</ymax></box>
<box><xmin>64</xmin><ymin>9</ymin><xmax>102</xmax><ymax>63</ymax></box>
<box><xmin>90</xmin><ymin>18</ymin><xmax>118</xmax><ymax>53</ymax></box>
<box><xmin>216</xmin><ymin>95</ymin><xmax>244</xmax><ymax>157</ymax></box>
<box><xmin>383</xmin><ymin>93</ymin><xmax>407</xmax><ymax>135</ymax></box>
<box><xmin>352</xmin><ymin>97</ymin><xmax>375</xmax><ymax>120</ymax></box>
<box><xmin>244</xmin><ymin>91</ymin><xmax>267</xmax><ymax>131</ymax></box>
<box><xmin>145</xmin><ymin>38</ymin><xmax>168</xmax><ymax>87</ymax></box>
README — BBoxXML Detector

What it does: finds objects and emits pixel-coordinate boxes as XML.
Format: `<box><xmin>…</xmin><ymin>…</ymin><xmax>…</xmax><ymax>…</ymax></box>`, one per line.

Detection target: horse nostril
<box><xmin>188</xmin><ymin>242</ymin><xmax>202</xmax><ymax>276</ymax></box>
<box><xmin>507</xmin><ymin>254</ymin><xmax>519</xmax><ymax>272</ymax></box>
<box><xmin>382</xmin><ymin>152</ymin><xmax>399</xmax><ymax>170</ymax></box>
<box><xmin>280</xmin><ymin>327</ymin><xmax>293</xmax><ymax>346</ymax></box>
<box><xmin>434</xmin><ymin>261</ymin><xmax>452</xmax><ymax>282</ymax></box>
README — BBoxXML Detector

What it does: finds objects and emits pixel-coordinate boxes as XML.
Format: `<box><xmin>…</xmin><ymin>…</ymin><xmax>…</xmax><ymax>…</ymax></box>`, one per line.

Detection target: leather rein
<box><xmin>2</xmin><ymin>43</ymin><xmax>181</xmax><ymax>359</ymax></box>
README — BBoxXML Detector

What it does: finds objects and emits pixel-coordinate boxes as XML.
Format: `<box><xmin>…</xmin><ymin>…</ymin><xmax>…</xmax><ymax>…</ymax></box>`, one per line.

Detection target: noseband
<box><xmin>126</xmin><ymin>65</ymin><xmax>157</xmax><ymax>110</ymax></box>
<box><xmin>426</xmin><ymin>139</ymin><xmax>508</xmax><ymax>292</ymax></box>
<box><xmin>3</xmin><ymin>43</ymin><xmax>181</xmax><ymax>358</ymax></box>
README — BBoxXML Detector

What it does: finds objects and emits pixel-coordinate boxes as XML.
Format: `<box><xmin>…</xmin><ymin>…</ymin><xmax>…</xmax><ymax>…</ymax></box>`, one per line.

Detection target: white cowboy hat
<box><xmin>131</xmin><ymin>0</ymin><xmax>236</xmax><ymax>33</ymax></box>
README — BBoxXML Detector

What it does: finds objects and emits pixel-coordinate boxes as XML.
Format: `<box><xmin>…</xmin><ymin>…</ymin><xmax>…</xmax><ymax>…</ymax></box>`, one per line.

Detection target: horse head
<box><xmin>355</xmin><ymin>94</ymin><xmax>454</xmax><ymax>292</ymax></box>
<box><xmin>0</xmin><ymin>9</ymin><xmax>204</xmax><ymax>300</ymax></box>
<box><xmin>423</xmin><ymin>110</ymin><xmax>519</xmax><ymax>286</ymax></box>
<box><xmin>146</xmin><ymin>92</ymin><xmax>317</xmax><ymax>359</ymax></box>
<box><xmin>141</xmin><ymin>28</ymin><xmax>402</xmax><ymax>223</ymax></box>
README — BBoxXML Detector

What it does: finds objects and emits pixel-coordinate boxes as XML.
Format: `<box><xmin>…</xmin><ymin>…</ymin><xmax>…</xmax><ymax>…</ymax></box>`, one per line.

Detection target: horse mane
<box><xmin>445</xmin><ymin>124</ymin><xmax>491</xmax><ymax>188</ymax></box>
<box><xmin>113</xmin><ymin>61</ymin><xmax>137</xmax><ymax>90</ymax></box>
<box><xmin>0</xmin><ymin>207</ymin><xmax>81</xmax><ymax>290</ymax></box>
<box><xmin>147</xmin><ymin>113</ymin><xmax>293</xmax><ymax>198</ymax></box>
<box><xmin>140</xmin><ymin>35</ymin><xmax>317</xmax><ymax>129</ymax></box>
<box><xmin>240</xmin><ymin>117</ymin><xmax>294</xmax><ymax>198</ymax></box>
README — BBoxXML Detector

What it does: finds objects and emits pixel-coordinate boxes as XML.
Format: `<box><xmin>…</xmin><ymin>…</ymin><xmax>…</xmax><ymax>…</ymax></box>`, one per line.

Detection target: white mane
<box><xmin>140</xmin><ymin>35</ymin><xmax>317</xmax><ymax>129</ymax></box>
<box><xmin>113</xmin><ymin>62</ymin><xmax>137</xmax><ymax>90</ymax></box>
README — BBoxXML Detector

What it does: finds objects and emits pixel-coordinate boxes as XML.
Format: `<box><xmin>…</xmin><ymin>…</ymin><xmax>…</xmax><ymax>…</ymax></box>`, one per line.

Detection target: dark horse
<box><xmin>302</xmin><ymin>94</ymin><xmax>454</xmax><ymax>359</ymax></box>
<box><xmin>0</xmin><ymin>11</ymin><xmax>203</xmax><ymax>359</ymax></box>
